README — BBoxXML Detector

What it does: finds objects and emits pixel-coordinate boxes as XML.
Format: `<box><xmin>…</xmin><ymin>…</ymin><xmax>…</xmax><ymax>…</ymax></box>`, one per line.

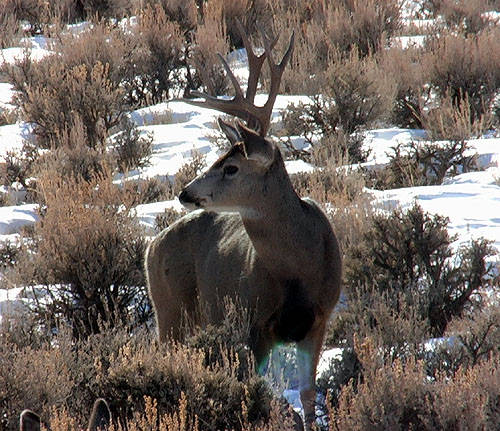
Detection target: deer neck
<box><xmin>240</xmin><ymin>158</ymin><xmax>314</xmax><ymax>279</ymax></box>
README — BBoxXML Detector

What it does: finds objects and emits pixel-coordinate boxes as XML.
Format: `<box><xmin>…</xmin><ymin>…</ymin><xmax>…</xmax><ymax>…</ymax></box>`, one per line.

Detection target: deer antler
<box><xmin>185</xmin><ymin>21</ymin><xmax>294</xmax><ymax>137</ymax></box>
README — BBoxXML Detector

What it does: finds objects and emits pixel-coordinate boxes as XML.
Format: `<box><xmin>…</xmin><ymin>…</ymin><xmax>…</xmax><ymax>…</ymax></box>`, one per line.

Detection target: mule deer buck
<box><xmin>145</xmin><ymin>23</ymin><xmax>342</xmax><ymax>429</ymax></box>
<box><xmin>20</xmin><ymin>399</ymin><xmax>111</xmax><ymax>431</ymax></box>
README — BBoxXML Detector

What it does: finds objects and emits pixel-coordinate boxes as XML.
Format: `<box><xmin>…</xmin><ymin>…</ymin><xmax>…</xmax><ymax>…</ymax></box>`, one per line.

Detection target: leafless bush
<box><xmin>0</xmin><ymin>142</ymin><xmax>38</xmax><ymax>190</ymax></box>
<box><xmin>283</xmin><ymin>49</ymin><xmax>395</xmax><ymax>157</ymax></box>
<box><xmin>79</xmin><ymin>0</ymin><xmax>133</xmax><ymax>19</ymax></box>
<box><xmin>31</xmin><ymin>116</ymin><xmax>111</xmax><ymax>183</ymax></box>
<box><xmin>172</xmin><ymin>150</ymin><xmax>207</xmax><ymax>196</ymax></box>
<box><xmin>367</xmin><ymin>139</ymin><xmax>479</xmax><ymax>190</ymax></box>
<box><xmin>322</xmin><ymin>0</ymin><xmax>401</xmax><ymax>57</ymax></box>
<box><xmin>5</xmin><ymin>25</ymin><xmax>130</xmax><ymax>149</ymax></box>
<box><xmin>0</xmin><ymin>108</ymin><xmax>19</xmax><ymax>125</ymax></box>
<box><xmin>123</xmin><ymin>177</ymin><xmax>174</xmax><ymax>206</ymax></box>
<box><xmin>0</xmin><ymin>11</ymin><xmax>23</xmax><ymax>48</ymax></box>
<box><xmin>345</xmin><ymin>203</ymin><xmax>497</xmax><ymax>338</ymax></box>
<box><xmin>422</xmin><ymin>93</ymin><xmax>493</xmax><ymax>142</ymax></box>
<box><xmin>155</xmin><ymin>207</ymin><xmax>187</xmax><ymax>232</ymax></box>
<box><xmin>425</xmin><ymin>29</ymin><xmax>500</xmax><ymax>121</ymax></box>
<box><xmin>437</xmin><ymin>0</ymin><xmax>499</xmax><ymax>34</ymax></box>
<box><xmin>381</xmin><ymin>46</ymin><xmax>430</xmax><ymax>128</ymax></box>
<box><xmin>291</xmin><ymin>164</ymin><xmax>365</xmax><ymax>207</ymax></box>
<box><xmin>130</xmin><ymin>4</ymin><xmax>185</xmax><ymax>105</ymax></box>
<box><xmin>330</xmin><ymin>337</ymin><xmax>500</xmax><ymax>430</ymax></box>
<box><xmin>12</xmin><ymin>172</ymin><xmax>149</xmax><ymax>339</ymax></box>
<box><xmin>112</xmin><ymin>118</ymin><xmax>153</xmax><ymax>173</ymax></box>
<box><xmin>189</xmin><ymin>1</ymin><xmax>230</xmax><ymax>96</ymax></box>
<box><xmin>141</xmin><ymin>0</ymin><xmax>198</xmax><ymax>33</ymax></box>
<box><xmin>0</xmin><ymin>310</ymin><xmax>299</xmax><ymax>431</ymax></box>
<box><xmin>0</xmin><ymin>0</ymin><xmax>52</xmax><ymax>35</ymax></box>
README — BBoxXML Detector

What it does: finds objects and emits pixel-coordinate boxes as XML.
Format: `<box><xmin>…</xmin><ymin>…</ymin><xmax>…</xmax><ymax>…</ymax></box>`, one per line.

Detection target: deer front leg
<box><xmin>297</xmin><ymin>321</ymin><xmax>327</xmax><ymax>430</ymax></box>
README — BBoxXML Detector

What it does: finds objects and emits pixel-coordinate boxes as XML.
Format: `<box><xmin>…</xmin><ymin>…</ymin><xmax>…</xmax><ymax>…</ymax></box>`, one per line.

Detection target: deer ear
<box><xmin>20</xmin><ymin>410</ymin><xmax>41</xmax><ymax>431</ymax></box>
<box><xmin>218</xmin><ymin>118</ymin><xmax>241</xmax><ymax>145</ymax></box>
<box><xmin>236</xmin><ymin>122</ymin><xmax>275</xmax><ymax>168</ymax></box>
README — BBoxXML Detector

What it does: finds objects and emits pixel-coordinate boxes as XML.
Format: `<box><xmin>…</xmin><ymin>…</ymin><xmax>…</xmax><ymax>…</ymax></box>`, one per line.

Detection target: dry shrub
<box><xmin>0</xmin><ymin>141</ymin><xmax>38</xmax><ymax>189</ymax></box>
<box><xmin>172</xmin><ymin>150</ymin><xmax>207</xmax><ymax>196</ymax></box>
<box><xmin>5</xmin><ymin>24</ymin><xmax>130</xmax><ymax>149</ymax></box>
<box><xmin>4</xmin><ymin>20</ymin><xmax>184</xmax><ymax>149</ymax></box>
<box><xmin>321</xmin><ymin>0</ymin><xmax>401</xmax><ymax>57</ymax></box>
<box><xmin>323</xmin><ymin>49</ymin><xmax>396</xmax><ymax>134</ymax></box>
<box><xmin>332</xmin><ymin>339</ymin><xmax>431</xmax><ymax>431</ymax></box>
<box><xmin>332</xmin><ymin>339</ymin><xmax>455</xmax><ymax>430</ymax></box>
<box><xmin>345</xmin><ymin>203</ymin><xmax>497</xmax><ymax>338</ymax></box>
<box><xmin>196</xmin><ymin>0</ymin><xmax>271</xmax><ymax>49</ymax></box>
<box><xmin>437</xmin><ymin>0</ymin><xmax>499</xmax><ymax>35</ymax></box>
<box><xmin>422</xmin><ymin>93</ymin><xmax>493</xmax><ymax>142</ymax></box>
<box><xmin>330</xmin><ymin>337</ymin><xmax>500</xmax><ymax>431</ymax></box>
<box><xmin>368</xmin><ymin>139</ymin><xmax>479</xmax><ymax>190</ymax></box>
<box><xmin>0</xmin><ymin>11</ymin><xmax>23</xmax><ymax>48</ymax></box>
<box><xmin>266</xmin><ymin>0</ymin><xmax>400</xmax><ymax>95</ymax></box>
<box><xmin>31</xmin><ymin>115</ymin><xmax>111</xmax><ymax>182</ymax></box>
<box><xmin>190</xmin><ymin>1</ymin><xmax>230</xmax><ymax>96</ymax></box>
<box><xmin>0</xmin><ymin>0</ymin><xmax>52</xmax><ymax>35</ymax></box>
<box><xmin>0</xmin><ymin>108</ymin><xmax>19</xmax><ymax>125</ymax></box>
<box><xmin>12</xmin><ymin>172</ymin><xmax>149</xmax><ymax>338</ymax></box>
<box><xmin>425</xmin><ymin>29</ymin><xmax>500</xmax><ymax>121</ymax></box>
<box><xmin>142</xmin><ymin>0</ymin><xmax>198</xmax><ymax>33</ymax></box>
<box><xmin>123</xmin><ymin>177</ymin><xmax>174</xmax><ymax>206</ymax></box>
<box><xmin>0</xmin><ymin>333</ymin><xmax>75</xmax><ymax>431</ymax></box>
<box><xmin>291</xmin><ymin>164</ymin><xmax>372</xmax><ymax>254</ymax></box>
<box><xmin>381</xmin><ymin>46</ymin><xmax>430</xmax><ymax>128</ymax></box>
<box><xmin>291</xmin><ymin>165</ymin><xmax>365</xmax><ymax>208</ymax></box>
<box><xmin>155</xmin><ymin>207</ymin><xmax>187</xmax><ymax>233</ymax></box>
<box><xmin>283</xmin><ymin>49</ymin><xmax>396</xmax><ymax>148</ymax></box>
<box><xmin>446</xmin><ymin>304</ymin><xmax>500</xmax><ymax>368</ymax></box>
<box><xmin>132</xmin><ymin>4</ymin><xmax>185</xmax><ymax>105</ymax></box>
<box><xmin>0</xmin><ymin>0</ymin><xmax>136</xmax><ymax>31</ymax></box>
<box><xmin>112</xmin><ymin>118</ymin><xmax>153</xmax><ymax>173</ymax></box>
<box><xmin>0</xmin><ymin>307</ymin><xmax>300</xmax><ymax>431</ymax></box>
<box><xmin>78</xmin><ymin>0</ymin><xmax>134</xmax><ymax>20</ymax></box>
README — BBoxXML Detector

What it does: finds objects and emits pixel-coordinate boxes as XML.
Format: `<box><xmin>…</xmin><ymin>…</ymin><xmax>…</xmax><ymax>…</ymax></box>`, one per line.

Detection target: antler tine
<box><xmin>236</xmin><ymin>19</ymin><xmax>278</xmax><ymax>104</ymax></box>
<box><xmin>184</xmin><ymin>23</ymin><xmax>294</xmax><ymax>136</ymax></box>
<box><xmin>261</xmin><ymin>29</ymin><xmax>295</xmax><ymax>114</ymax></box>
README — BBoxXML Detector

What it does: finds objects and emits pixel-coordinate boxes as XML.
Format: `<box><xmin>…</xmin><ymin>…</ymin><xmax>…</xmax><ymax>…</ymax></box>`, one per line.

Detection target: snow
<box><xmin>0</xmin><ymin>204</ymin><xmax>38</xmax><ymax>235</ymax></box>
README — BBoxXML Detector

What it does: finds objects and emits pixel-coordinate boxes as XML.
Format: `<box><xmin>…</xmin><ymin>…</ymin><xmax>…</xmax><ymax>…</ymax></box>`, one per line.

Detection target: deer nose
<box><xmin>179</xmin><ymin>190</ymin><xmax>192</xmax><ymax>204</ymax></box>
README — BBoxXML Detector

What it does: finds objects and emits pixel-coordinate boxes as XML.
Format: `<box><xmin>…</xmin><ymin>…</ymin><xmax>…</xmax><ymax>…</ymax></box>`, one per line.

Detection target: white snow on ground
<box><xmin>0</xmin><ymin>204</ymin><xmax>38</xmax><ymax>236</ymax></box>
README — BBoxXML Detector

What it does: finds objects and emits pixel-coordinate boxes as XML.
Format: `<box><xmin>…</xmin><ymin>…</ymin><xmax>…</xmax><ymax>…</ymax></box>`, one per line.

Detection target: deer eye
<box><xmin>223</xmin><ymin>165</ymin><xmax>239</xmax><ymax>176</ymax></box>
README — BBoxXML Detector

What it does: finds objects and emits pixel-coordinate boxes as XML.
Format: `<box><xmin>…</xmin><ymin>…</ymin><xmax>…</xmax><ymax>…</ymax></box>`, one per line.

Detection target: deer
<box><xmin>145</xmin><ymin>22</ymin><xmax>342</xmax><ymax>430</ymax></box>
<box><xmin>20</xmin><ymin>399</ymin><xmax>111</xmax><ymax>431</ymax></box>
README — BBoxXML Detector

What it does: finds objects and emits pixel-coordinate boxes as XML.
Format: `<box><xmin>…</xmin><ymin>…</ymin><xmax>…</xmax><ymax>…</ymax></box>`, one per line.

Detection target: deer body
<box><xmin>145</xmin><ymin>24</ymin><xmax>342</xmax><ymax>429</ymax></box>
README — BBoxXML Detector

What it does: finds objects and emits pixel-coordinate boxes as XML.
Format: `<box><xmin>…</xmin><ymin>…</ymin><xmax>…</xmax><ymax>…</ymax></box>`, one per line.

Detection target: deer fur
<box><xmin>145</xmin><ymin>120</ymin><xmax>342</xmax><ymax>429</ymax></box>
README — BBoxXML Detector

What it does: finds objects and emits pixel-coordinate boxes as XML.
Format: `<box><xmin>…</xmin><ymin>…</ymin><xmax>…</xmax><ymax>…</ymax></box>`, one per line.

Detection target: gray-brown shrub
<box><xmin>367</xmin><ymin>139</ymin><xmax>479</xmax><ymax>190</ymax></box>
<box><xmin>437</xmin><ymin>0</ymin><xmax>499</xmax><ymax>35</ymax></box>
<box><xmin>189</xmin><ymin>1</ymin><xmax>230</xmax><ymax>96</ymax></box>
<box><xmin>381</xmin><ymin>46</ymin><xmax>430</xmax><ymax>128</ymax></box>
<box><xmin>425</xmin><ymin>28</ymin><xmax>500</xmax><ymax>121</ymax></box>
<box><xmin>130</xmin><ymin>4</ymin><xmax>185</xmax><ymax>105</ymax></box>
<box><xmin>422</xmin><ymin>93</ymin><xmax>493</xmax><ymax>142</ymax></box>
<box><xmin>0</xmin><ymin>312</ymin><xmax>298</xmax><ymax>431</ymax></box>
<box><xmin>5</xmin><ymin>24</ymin><xmax>129</xmax><ymax>149</ymax></box>
<box><xmin>282</xmin><ymin>49</ymin><xmax>395</xmax><ymax>162</ymax></box>
<box><xmin>12</xmin><ymin>172</ymin><xmax>149</xmax><ymax>338</ymax></box>
<box><xmin>330</xmin><ymin>337</ymin><xmax>500</xmax><ymax>431</ymax></box>
<box><xmin>345</xmin><ymin>204</ymin><xmax>496</xmax><ymax>338</ymax></box>
<box><xmin>112</xmin><ymin>117</ymin><xmax>153</xmax><ymax>173</ymax></box>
